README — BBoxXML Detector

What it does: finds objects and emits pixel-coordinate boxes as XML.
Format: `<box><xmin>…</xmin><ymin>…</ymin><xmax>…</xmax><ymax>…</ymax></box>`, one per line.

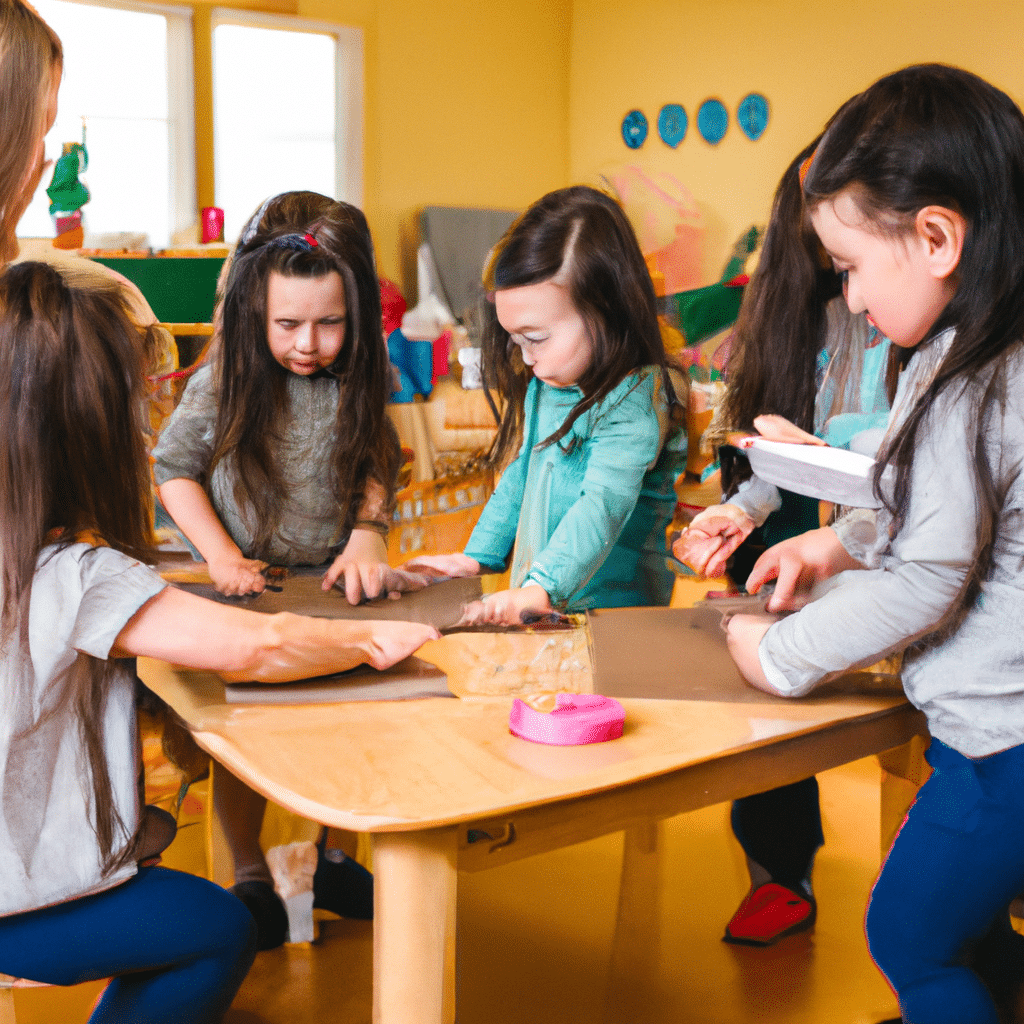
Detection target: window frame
<box><xmin>20</xmin><ymin>0</ymin><xmax>196</xmax><ymax>245</ymax></box>
<box><xmin>210</xmin><ymin>7</ymin><xmax>364</xmax><ymax>212</ymax></box>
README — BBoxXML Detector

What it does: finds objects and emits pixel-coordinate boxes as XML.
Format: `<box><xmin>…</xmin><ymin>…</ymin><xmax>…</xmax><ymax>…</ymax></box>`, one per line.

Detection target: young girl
<box><xmin>673</xmin><ymin>142</ymin><xmax>893</xmax><ymax>947</ymax></box>
<box><xmin>0</xmin><ymin>260</ymin><xmax>437</xmax><ymax>1021</ymax></box>
<box><xmin>155</xmin><ymin>191</ymin><xmax>409</xmax><ymax>603</ymax></box>
<box><xmin>154</xmin><ymin>191</ymin><xmax>422</xmax><ymax>948</ymax></box>
<box><xmin>404</xmin><ymin>185</ymin><xmax>688</xmax><ymax>624</ymax></box>
<box><xmin>727</xmin><ymin>64</ymin><xmax>1024</xmax><ymax>1024</ymax></box>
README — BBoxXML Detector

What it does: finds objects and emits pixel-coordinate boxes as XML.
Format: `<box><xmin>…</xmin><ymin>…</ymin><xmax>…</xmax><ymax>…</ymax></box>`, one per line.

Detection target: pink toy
<box><xmin>509</xmin><ymin>693</ymin><xmax>625</xmax><ymax>746</ymax></box>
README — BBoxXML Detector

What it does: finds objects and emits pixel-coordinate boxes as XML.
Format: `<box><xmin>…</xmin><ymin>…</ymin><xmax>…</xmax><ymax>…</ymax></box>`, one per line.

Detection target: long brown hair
<box><xmin>481</xmin><ymin>185</ymin><xmax>683</xmax><ymax>467</ymax></box>
<box><xmin>212</xmin><ymin>194</ymin><xmax>400</xmax><ymax>556</ymax></box>
<box><xmin>0</xmin><ymin>261</ymin><xmax>156</xmax><ymax>872</ymax></box>
<box><xmin>0</xmin><ymin>0</ymin><xmax>62</xmax><ymax>261</ymax></box>
<box><xmin>719</xmin><ymin>138</ymin><xmax>839</xmax><ymax>446</ymax></box>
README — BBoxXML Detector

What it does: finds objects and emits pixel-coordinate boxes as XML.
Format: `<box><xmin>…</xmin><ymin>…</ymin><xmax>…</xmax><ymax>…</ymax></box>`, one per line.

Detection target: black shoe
<box><xmin>231</xmin><ymin>879</ymin><xmax>288</xmax><ymax>950</ymax></box>
<box><xmin>312</xmin><ymin>835</ymin><xmax>373</xmax><ymax>920</ymax></box>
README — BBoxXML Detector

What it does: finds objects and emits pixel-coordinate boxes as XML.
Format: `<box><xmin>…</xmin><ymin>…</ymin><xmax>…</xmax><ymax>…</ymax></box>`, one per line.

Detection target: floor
<box><xmin>13</xmin><ymin>755</ymin><xmax>903</xmax><ymax>1024</ymax></box>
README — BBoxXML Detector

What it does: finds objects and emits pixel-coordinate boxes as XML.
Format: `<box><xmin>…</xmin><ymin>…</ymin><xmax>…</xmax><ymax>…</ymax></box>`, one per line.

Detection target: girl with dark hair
<box><xmin>155</xmin><ymin>192</ymin><xmax>426</xmax><ymax>948</ymax></box>
<box><xmin>726</xmin><ymin>64</ymin><xmax>1024</xmax><ymax>1024</ymax></box>
<box><xmin>674</xmin><ymin>142</ymin><xmax>893</xmax><ymax>947</ymax></box>
<box><xmin>403</xmin><ymin>184</ymin><xmax>688</xmax><ymax>624</ymax></box>
<box><xmin>0</xmin><ymin>261</ymin><xmax>438</xmax><ymax>1021</ymax></box>
<box><xmin>155</xmin><ymin>191</ymin><xmax>409</xmax><ymax>602</ymax></box>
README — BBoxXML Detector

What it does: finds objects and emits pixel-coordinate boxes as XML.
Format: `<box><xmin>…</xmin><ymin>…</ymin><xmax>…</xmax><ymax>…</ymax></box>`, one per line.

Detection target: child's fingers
<box><xmin>766</xmin><ymin>557</ymin><xmax>808</xmax><ymax>611</ymax></box>
<box><xmin>744</xmin><ymin>549</ymin><xmax>781</xmax><ymax>596</ymax></box>
<box><xmin>704</xmin><ymin>533</ymin><xmax>745</xmax><ymax>579</ymax></box>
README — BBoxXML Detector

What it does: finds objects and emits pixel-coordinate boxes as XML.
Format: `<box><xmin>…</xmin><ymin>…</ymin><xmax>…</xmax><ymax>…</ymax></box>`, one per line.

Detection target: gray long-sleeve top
<box><xmin>758</xmin><ymin>332</ymin><xmax>1024</xmax><ymax>757</ymax></box>
<box><xmin>153</xmin><ymin>364</ymin><xmax>349</xmax><ymax>565</ymax></box>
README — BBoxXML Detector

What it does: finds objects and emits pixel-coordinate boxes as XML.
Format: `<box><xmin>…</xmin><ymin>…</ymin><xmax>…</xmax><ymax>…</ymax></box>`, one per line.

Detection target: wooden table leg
<box><xmin>604</xmin><ymin>821</ymin><xmax>663</xmax><ymax>1024</ymax></box>
<box><xmin>372</xmin><ymin>826</ymin><xmax>458</xmax><ymax>1024</ymax></box>
<box><xmin>877</xmin><ymin>735</ymin><xmax>930</xmax><ymax>856</ymax></box>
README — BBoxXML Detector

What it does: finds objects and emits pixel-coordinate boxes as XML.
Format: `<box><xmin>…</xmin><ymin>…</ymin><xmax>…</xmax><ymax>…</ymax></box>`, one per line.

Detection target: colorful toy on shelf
<box><xmin>47</xmin><ymin>137</ymin><xmax>89</xmax><ymax>250</ymax></box>
<box><xmin>387</xmin><ymin>327</ymin><xmax>451</xmax><ymax>403</ymax></box>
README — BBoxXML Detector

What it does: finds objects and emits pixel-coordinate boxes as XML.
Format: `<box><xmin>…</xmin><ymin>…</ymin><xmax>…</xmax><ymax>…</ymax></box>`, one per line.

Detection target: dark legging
<box><xmin>731</xmin><ymin>777</ymin><xmax>823</xmax><ymax>891</ymax></box>
<box><xmin>867</xmin><ymin>739</ymin><xmax>1024</xmax><ymax>1024</ymax></box>
<box><xmin>0</xmin><ymin>865</ymin><xmax>256</xmax><ymax>1024</ymax></box>
<box><xmin>730</xmin><ymin>489</ymin><xmax>825</xmax><ymax>890</ymax></box>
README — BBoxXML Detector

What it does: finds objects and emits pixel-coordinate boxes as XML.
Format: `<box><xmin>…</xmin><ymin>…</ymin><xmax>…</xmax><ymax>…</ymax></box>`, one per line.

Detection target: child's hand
<box><xmin>725</xmin><ymin>613</ymin><xmax>784</xmax><ymax>695</ymax></box>
<box><xmin>361</xmin><ymin>620</ymin><xmax>441</xmax><ymax>670</ymax></box>
<box><xmin>745</xmin><ymin>527</ymin><xmax>861</xmax><ymax>611</ymax></box>
<box><xmin>456</xmin><ymin>585</ymin><xmax>552</xmax><ymax>627</ymax></box>
<box><xmin>752</xmin><ymin>414</ymin><xmax>827</xmax><ymax>446</ymax></box>
<box><xmin>324</xmin><ymin>529</ymin><xmax>389</xmax><ymax>603</ymax></box>
<box><xmin>673</xmin><ymin>503</ymin><xmax>755</xmax><ymax>578</ymax></box>
<box><xmin>399</xmin><ymin>552</ymin><xmax>482</xmax><ymax>582</ymax></box>
<box><xmin>208</xmin><ymin>556</ymin><xmax>270</xmax><ymax>596</ymax></box>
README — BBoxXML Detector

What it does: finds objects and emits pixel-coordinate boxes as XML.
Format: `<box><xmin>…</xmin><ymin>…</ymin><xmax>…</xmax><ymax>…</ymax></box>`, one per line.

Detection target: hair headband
<box><xmin>262</xmin><ymin>232</ymin><xmax>319</xmax><ymax>253</ymax></box>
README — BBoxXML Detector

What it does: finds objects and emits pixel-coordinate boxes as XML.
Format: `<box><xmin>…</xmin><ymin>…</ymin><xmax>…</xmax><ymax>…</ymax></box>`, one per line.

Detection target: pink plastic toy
<box><xmin>509</xmin><ymin>693</ymin><xmax>625</xmax><ymax>746</ymax></box>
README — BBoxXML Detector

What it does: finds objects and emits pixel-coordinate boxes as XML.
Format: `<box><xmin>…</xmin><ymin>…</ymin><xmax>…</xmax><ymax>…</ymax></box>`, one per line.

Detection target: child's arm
<box><xmin>321</xmin><ymin>479</ymin><xmax>431</xmax><ymax>603</ymax></box>
<box><xmin>112</xmin><ymin>585</ymin><xmax>440</xmax><ymax>681</ymax></box>
<box><xmin>158</xmin><ymin>478</ymin><xmax>269</xmax><ymax>596</ymax></box>
<box><xmin>744</xmin><ymin>526</ymin><xmax>862</xmax><ymax>611</ymax></box>
<box><xmin>743</xmin><ymin>386</ymin><xmax>984</xmax><ymax>698</ymax></box>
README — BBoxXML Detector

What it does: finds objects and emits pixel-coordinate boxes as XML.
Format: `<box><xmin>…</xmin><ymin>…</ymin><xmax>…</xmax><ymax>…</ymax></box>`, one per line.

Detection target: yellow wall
<box><xmin>570</xmin><ymin>0</ymin><xmax>1024</xmax><ymax>283</ymax></box>
<box><xmin>192</xmin><ymin>0</ymin><xmax>570</xmax><ymax>291</ymax></box>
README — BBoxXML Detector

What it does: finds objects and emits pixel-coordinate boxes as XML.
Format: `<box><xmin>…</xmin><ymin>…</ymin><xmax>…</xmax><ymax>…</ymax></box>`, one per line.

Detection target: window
<box><xmin>212</xmin><ymin>11</ymin><xmax>363</xmax><ymax>242</ymax></box>
<box><xmin>17</xmin><ymin>0</ymin><xmax>195</xmax><ymax>249</ymax></box>
<box><xmin>16</xmin><ymin>1</ymin><xmax>363</xmax><ymax>249</ymax></box>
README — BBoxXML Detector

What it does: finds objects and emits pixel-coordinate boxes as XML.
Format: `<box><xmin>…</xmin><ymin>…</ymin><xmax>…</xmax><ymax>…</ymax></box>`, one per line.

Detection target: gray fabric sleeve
<box><xmin>729</xmin><ymin>474</ymin><xmax>783</xmax><ymax>526</ymax></box>
<box><xmin>152</xmin><ymin>365</ymin><xmax>217</xmax><ymax>486</ymax></box>
<box><xmin>758</xmin><ymin>386</ymin><xmax>978</xmax><ymax>695</ymax></box>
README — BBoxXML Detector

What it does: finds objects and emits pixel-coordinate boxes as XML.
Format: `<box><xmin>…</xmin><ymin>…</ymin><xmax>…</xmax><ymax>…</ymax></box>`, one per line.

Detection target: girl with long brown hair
<box><xmin>0</xmin><ymin>260</ymin><xmax>437</xmax><ymax>1020</ymax></box>
<box><xmin>154</xmin><ymin>191</ymin><xmax>425</xmax><ymax>947</ymax></box>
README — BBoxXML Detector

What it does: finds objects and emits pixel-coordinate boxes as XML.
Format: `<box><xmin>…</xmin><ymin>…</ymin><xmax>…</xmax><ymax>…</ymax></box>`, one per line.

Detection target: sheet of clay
<box><xmin>171</xmin><ymin>570</ymin><xmax>483</xmax><ymax>629</ymax></box>
<box><xmin>587</xmin><ymin>603</ymin><xmax>902</xmax><ymax>704</ymax></box>
<box><xmin>223</xmin><ymin>656</ymin><xmax>452</xmax><ymax>704</ymax></box>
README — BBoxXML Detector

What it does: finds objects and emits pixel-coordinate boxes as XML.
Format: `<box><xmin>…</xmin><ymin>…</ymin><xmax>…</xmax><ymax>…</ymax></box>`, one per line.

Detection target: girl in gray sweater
<box><xmin>728</xmin><ymin>65</ymin><xmax>1024</xmax><ymax>1024</ymax></box>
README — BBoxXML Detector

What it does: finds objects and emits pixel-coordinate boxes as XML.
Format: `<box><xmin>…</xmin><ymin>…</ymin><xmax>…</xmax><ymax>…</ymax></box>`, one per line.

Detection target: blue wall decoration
<box><xmin>697</xmin><ymin>99</ymin><xmax>728</xmax><ymax>144</ymax></box>
<box><xmin>737</xmin><ymin>93</ymin><xmax>770</xmax><ymax>141</ymax></box>
<box><xmin>621</xmin><ymin>109</ymin><xmax>648</xmax><ymax>149</ymax></box>
<box><xmin>657</xmin><ymin>103</ymin><xmax>687</xmax><ymax>148</ymax></box>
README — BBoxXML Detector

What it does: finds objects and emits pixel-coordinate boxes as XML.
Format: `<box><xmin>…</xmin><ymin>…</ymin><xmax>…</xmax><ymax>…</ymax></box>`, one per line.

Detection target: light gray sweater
<box><xmin>759</xmin><ymin>332</ymin><xmax>1024</xmax><ymax>757</ymax></box>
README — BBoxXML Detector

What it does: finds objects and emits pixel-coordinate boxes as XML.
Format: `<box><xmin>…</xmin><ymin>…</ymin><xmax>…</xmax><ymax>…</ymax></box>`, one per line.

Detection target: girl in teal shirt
<box><xmin>405</xmin><ymin>185</ymin><xmax>687</xmax><ymax>623</ymax></box>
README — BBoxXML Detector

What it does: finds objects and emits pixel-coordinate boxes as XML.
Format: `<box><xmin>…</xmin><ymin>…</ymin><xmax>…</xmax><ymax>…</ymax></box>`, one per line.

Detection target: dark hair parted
<box><xmin>717</xmin><ymin>137</ymin><xmax>842</xmax><ymax>493</ymax></box>
<box><xmin>212</xmin><ymin>193</ymin><xmax>400</xmax><ymax>555</ymax></box>
<box><xmin>481</xmin><ymin>185</ymin><xmax>683</xmax><ymax>467</ymax></box>
<box><xmin>0</xmin><ymin>261</ymin><xmax>156</xmax><ymax>872</ymax></box>
<box><xmin>804</xmin><ymin>63</ymin><xmax>1024</xmax><ymax>620</ymax></box>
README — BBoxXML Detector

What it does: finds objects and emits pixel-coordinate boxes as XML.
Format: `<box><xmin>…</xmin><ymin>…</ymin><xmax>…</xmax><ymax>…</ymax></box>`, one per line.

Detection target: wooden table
<box><xmin>139</xmin><ymin>626</ymin><xmax>926</xmax><ymax>1024</ymax></box>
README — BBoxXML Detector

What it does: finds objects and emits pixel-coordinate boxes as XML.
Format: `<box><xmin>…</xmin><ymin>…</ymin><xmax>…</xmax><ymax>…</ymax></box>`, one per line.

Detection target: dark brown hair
<box><xmin>0</xmin><ymin>0</ymin><xmax>62</xmax><ymax>262</ymax></box>
<box><xmin>0</xmin><ymin>261</ymin><xmax>156</xmax><ymax>872</ymax></box>
<box><xmin>481</xmin><ymin>184</ymin><xmax>683</xmax><ymax>466</ymax></box>
<box><xmin>211</xmin><ymin>193</ymin><xmax>400</xmax><ymax>555</ymax></box>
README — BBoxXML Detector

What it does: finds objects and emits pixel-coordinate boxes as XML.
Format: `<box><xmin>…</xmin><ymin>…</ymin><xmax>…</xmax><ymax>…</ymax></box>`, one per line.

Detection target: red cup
<box><xmin>201</xmin><ymin>206</ymin><xmax>224</xmax><ymax>244</ymax></box>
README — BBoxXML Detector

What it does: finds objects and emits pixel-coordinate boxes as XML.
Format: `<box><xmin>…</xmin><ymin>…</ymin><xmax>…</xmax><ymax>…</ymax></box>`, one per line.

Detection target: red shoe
<box><xmin>723</xmin><ymin>881</ymin><xmax>816</xmax><ymax>946</ymax></box>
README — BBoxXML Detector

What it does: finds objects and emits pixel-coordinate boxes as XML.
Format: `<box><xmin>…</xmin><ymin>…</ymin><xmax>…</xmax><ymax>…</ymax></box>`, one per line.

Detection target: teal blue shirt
<box><xmin>464</xmin><ymin>367</ymin><xmax>686</xmax><ymax>611</ymax></box>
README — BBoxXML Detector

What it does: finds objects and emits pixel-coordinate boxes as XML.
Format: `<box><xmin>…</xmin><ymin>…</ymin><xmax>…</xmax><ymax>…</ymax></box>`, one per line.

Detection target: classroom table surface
<box><xmin>139</xmin><ymin>574</ymin><xmax>927</xmax><ymax>1024</ymax></box>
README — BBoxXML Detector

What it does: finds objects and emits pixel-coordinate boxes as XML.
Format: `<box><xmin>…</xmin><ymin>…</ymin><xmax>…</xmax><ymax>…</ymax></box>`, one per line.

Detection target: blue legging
<box><xmin>0</xmin><ymin>865</ymin><xmax>256</xmax><ymax>1024</ymax></box>
<box><xmin>867</xmin><ymin>738</ymin><xmax>1024</xmax><ymax>1024</ymax></box>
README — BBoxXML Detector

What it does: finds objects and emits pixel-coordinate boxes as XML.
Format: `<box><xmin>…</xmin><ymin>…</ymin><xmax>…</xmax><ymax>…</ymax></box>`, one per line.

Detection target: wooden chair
<box><xmin>0</xmin><ymin>974</ymin><xmax>51</xmax><ymax>1024</ymax></box>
